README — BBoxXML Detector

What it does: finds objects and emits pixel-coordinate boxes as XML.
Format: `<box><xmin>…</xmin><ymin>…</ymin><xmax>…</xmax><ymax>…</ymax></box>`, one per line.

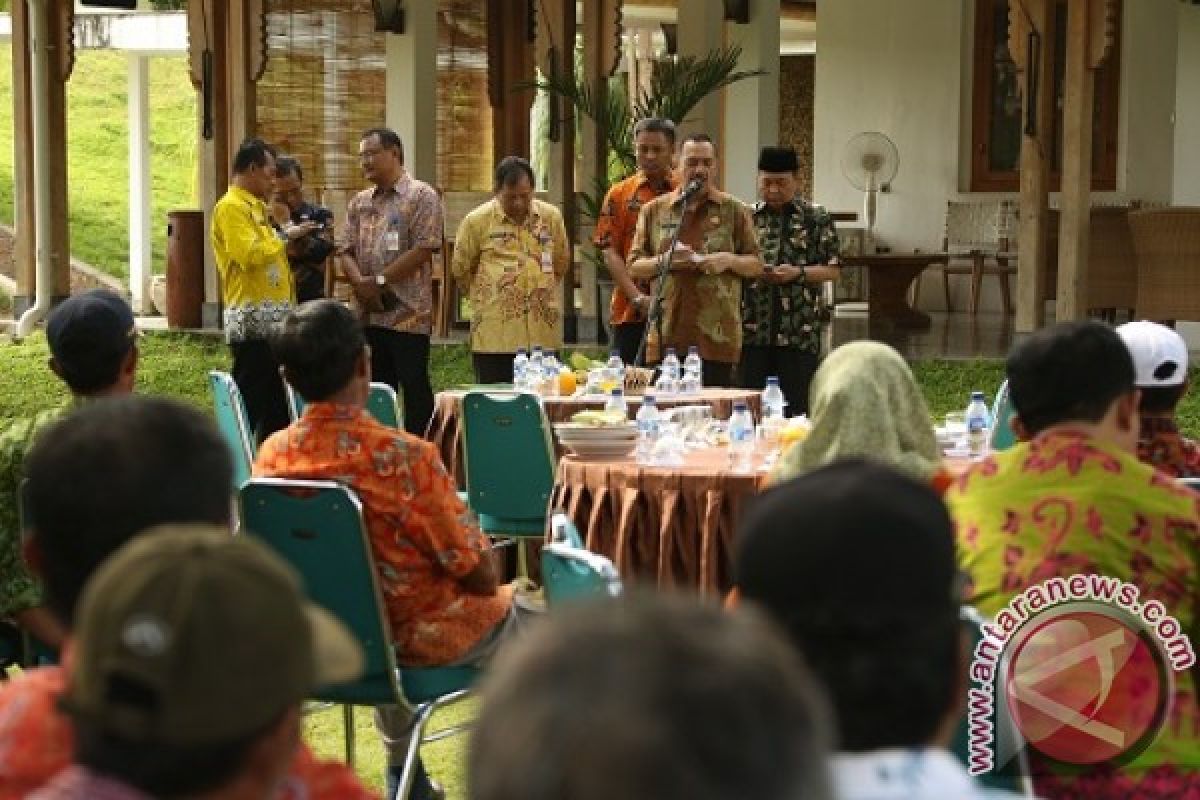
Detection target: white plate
<box><xmin>565</xmin><ymin>441</ymin><xmax>637</xmax><ymax>459</ymax></box>
<box><xmin>554</xmin><ymin>423</ymin><xmax>637</xmax><ymax>440</ymax></box>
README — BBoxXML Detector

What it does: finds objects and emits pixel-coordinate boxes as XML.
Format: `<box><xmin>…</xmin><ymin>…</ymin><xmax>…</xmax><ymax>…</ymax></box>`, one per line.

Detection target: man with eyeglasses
<box><xmin>336</xmin><ymin>128</ymin><xmax>444</xmax><ymax>436</ymax></box>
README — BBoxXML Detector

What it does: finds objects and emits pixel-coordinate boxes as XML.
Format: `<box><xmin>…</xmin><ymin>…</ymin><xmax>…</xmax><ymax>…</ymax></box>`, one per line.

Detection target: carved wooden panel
<box><xmin>54</xmin><ymin>0</ymin><xmax>75</xmax><ymax>82</ymax></box>
<box><xmin>1088</xmin><ymin>0</ymin><xmax>1117</xmax><ymax>68</ymax></box>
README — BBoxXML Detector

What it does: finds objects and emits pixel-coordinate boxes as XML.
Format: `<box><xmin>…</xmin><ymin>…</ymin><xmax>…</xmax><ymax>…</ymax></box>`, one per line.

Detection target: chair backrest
<box><xmin>209</xmin><ymin>371</ymin><xmax>255</xmax><ymax>489</ymax></box>
<box><xmin>945</xmin><ymin>200</ymin><xmax>1015</xmax><ymax>253</ymax></box>
<box><xmin>989</xmin><ymin>380</ymin><xmax>1017</xmax><ymax>452</ymax></box>
<box><xmin>1178</xmin><ymin>476</ymin><xmax>1200</xmax><ymax>492</ymax></box>
<box><xmin>366</xmin><ymin>382</ymin><xmax>402</xmax><ymax>429</ymax></box>
<box><xmin>283</xmin><ymin>381</ymin><xmax>400</xmax><ymax>429</ymax></box>
<box><xmin>460</xmin><ymin>392</ymin><xmax>556</xmax><ymax>520</ymax></box>
<box><xmin>238</xmin><ymin>478</ymin><xmax>403</xmax><ymax>706</ymax></box>
<box><xmin>542</xmin><ymin>546</ymin><xmax>622</xmax><ymax>607</ymax></box>
<box><xmin>950</xmin><ymin>606</ymin><xmax>1034</xmax><ymax>796</ymax></box>
<box><xmin>549</xmin><ymin>511</ymin><xmax>584</xmax><ymax>548</ymax></box>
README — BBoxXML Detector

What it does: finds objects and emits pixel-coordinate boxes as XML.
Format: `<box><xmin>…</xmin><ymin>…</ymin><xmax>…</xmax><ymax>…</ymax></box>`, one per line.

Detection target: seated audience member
<box><xmin>736</xmin><ymin>459</ymin><xmax>1023</xmax><ymax>800</ymax></box>
<box><xmin>0</xmin><ymin>289</ymin><xmax>138</xmax><ymax>651</ymax></box>
<box><xmin>946</xmin><ymin>321</ymin><xmax>1200</xmax><ymax>798</ymax></box>
<box><xmin>1116</xmin><ymin>320</ymin><xmax>1200</xmax><ymax>478</ymax></box>
<box><xmin>469</xmin><ymin>595</ymin><xmax>834</xmax><ymax>800</ymax></box>
<box><xmin>30</xmin><ymin>529</ymin><xmax>362</xmax><ymax>800</ymax></box>
<box><xmin>260</xmin><ymin>299</ymin><xmax>520</xmax><ymax>800</ymax></box>
<box><xmin>0</xmin><ymin>397</ymin><xmax>379</xmax><ymax>800</ymax></box>
<box><xmin>771</xmin><ymin>340</ymin><xmax>948</xmax><ymax>492</ymax></box>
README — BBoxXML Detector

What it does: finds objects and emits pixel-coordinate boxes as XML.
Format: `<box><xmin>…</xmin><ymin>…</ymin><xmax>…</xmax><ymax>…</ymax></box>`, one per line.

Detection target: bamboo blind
<box><xmin>437</xmin><ymin>1</ymin><xmax>494</xmax><ymax>192</ymax></box>
<box><xmin>256</xmin><ymin>0</ymin><xmax>387</xmax><ymax>215</ymax></box>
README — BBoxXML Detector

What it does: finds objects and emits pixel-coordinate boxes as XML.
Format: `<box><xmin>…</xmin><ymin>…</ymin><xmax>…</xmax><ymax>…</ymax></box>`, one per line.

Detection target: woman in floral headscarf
<box><xmin>771</xmin><ymin>341</ymin><xmax>951</xmax><ymax>492</ymax></box>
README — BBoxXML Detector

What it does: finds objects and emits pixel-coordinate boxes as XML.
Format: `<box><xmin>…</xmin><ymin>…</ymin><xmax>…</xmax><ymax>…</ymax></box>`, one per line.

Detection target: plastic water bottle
<box><xmin>728</xmin><ymin>401</ymin><xmax>755</xmax><ymax>472</ymax></box>
<box><xmin>528</xmin><ymin>346</ymin><xmax>545</xmax><ymax>391</ymax></box>
<box><xmin>662</xmin><ymin>348</ymin><xmax>682</xmax><ymax>383</ymax></box>
<box><xmin>605</xmin><ymin>387</ymin><xmax>628</xmax><ymax>417</ymax></box>
<box><xmin>513</xmin><ymin>348</ymin><xmax>529</xmax><ymax>390</ymax></box>
<box><xmin>635</xmin><ymin>395</ymin><xmax>661</xmax><ymax>462</ymax></box>
<box><xmin>762</xmin><ymin>376</ymin><xmax>786</xmax><ymax>421</ymax></box>
<box><xmin>966</xmin><ymin>391</ymin><xmax>992</xmax><ymax>458</ymax></box>
<box><xmin>606</xmin><ymin>349</ymin><xmax>625</xmax><ymax>386</ymax></box>
<box><xmin>681</xmin><ymin>346</ymin><xmax>703</xmax><ymax>393</ymax></box>
<box><xmin>544</xmin><ymin>355</ymin><xmax>561</xmax><ymax>397</ymax></box>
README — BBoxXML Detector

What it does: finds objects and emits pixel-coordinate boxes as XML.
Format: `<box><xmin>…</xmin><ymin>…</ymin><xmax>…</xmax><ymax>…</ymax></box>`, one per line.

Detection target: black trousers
<box><xmin>612</xmin><ymin>321</ymin><xmax>648</xmax><ymax>366</ymax></box>
<box><xmin>364</xmin><ymin>327</ymin><xmax>434</xmax><ymax>437</ymax></box>
<box><xmin>702</xmin><ymin>360</ymin><xmax>736</xmax><ymax>388</ymax></box>
<box><xmin>738</xmin><ymin>345</ymin><xmax>819</xmax><ymax>416</ymax></box>
<box><xmin>472</xmin><ymin>352</ymin><xmax>514</xmax><ymax>384</ymax></box>
<box><xmin>230</xmin><ymin>339</ymin><xmax>290</xmax><ymax>446</ymax></box>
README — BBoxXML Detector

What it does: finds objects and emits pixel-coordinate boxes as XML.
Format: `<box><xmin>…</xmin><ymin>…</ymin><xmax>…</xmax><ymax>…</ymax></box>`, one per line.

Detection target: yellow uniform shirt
<box><xmin>450</xmin><ymin>198</ymin><xmax>570</xmax><ymax>353</ymax></box>
<box><xmin>211</xmin><ymin>185</ymin><xmax>295</xmax><ymax>342</ymax></box>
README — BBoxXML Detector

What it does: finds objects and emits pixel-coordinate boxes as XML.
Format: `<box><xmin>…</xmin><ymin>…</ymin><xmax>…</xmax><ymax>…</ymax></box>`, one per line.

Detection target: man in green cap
<box><xmin>739</xmin><ymin>146</ymin><xmax>841</xmax><ymax>414</ymax></box>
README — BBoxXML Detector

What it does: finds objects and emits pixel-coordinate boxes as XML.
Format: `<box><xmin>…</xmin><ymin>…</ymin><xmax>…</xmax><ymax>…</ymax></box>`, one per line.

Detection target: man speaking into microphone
<box><xmin>628</xmin><ymin>133</ymin><xmax>762</xmax><ymax>386</ymax></box>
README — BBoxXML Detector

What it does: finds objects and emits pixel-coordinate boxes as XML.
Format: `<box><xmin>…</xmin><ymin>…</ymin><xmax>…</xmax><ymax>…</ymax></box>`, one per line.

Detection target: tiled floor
<box><xmin>830</xmin><ymin>310</ymin><xmax>1016</xmax><ymax>361</ymax></box>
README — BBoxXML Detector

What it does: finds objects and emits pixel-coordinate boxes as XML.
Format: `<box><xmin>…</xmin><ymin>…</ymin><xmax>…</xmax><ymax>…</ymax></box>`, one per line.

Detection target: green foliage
<box><xmin>0</xmin><ymin>46</ymin><xmax>197</xmax><ymax>280</ymax></box>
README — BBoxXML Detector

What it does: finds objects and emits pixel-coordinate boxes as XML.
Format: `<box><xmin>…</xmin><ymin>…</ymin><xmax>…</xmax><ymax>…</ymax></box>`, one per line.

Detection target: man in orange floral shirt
<box><xmin>592</xmin><ymin>117</ymin><xmax>679</xmax><ymax>365</ymax></box>
<box><xmin>0</xmin><ymin>397</ymin><xmax>377</xmax><ymax>800</ymax></box>
<box><xmin>258</xmin><ymin>299</ymin><xmax>518</xmax><ymax>800</ymax></box>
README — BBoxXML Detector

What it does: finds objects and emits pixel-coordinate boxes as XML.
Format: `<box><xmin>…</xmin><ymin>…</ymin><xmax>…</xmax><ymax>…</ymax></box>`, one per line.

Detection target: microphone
<box><xmin>674</xmin><ymin>178</ymin><xmax>704</xmax><ymax>206</ymax></box>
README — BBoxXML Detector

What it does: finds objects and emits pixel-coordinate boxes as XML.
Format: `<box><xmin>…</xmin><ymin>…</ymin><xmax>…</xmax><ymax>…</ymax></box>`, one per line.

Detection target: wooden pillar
<box><xmin>45</xmin><ymin>0</ymin><xmax>72</xmax><ymax>302</ymax></box>
<box><xmin>1011</xmin><ymin>0</ymin><xmax>1055</xmax><ymax>332</ymax></box>
<box><xmin>488</xmin><ymin>0</ymin><xmax>536</xmax><ymax>161</ymax></box>
<box><xmin>723</xmin><ymin>0</ymin><xmax>779</xmax><ymax>203</ymax></box>
<box><xmin>677</xmin><ymin>0</ymin><xmax>725</xmax><ymax>144</ymax></box>
<box><xmin>385</xmin><ymin>1</ymin><xmax>438</xmax><ymax>183</ymax></box>
<box><xmin>12</xmin><ymin>0</ymin><xmax>34</xmax><ymax>302</ymax></box>
<box><xmin>1056</xmin><ymin>0</ymin><xmax>1116</xmax><ymax>321</ymax></box>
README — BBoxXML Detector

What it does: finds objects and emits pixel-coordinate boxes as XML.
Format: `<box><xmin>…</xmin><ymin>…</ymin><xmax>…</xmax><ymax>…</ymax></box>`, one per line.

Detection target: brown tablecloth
<box><xmin>427</xmin><ymin>388</ymin><xmax>762</xmax><ymax>488</ymax></box>
<box><xmin>548</xmin><ymin>448</ymin><xmax>770</xmax><ymax>596</ymax></box>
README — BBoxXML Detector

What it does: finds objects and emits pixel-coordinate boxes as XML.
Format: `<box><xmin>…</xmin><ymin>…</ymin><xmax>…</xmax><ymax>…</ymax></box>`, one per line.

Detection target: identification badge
<box><xmin>541</xmin><ymin>249</ymin><xmax>554</xmax><ymax>274</ymax></box>
<box><xmin>385</xmin><ymin>231</ymin><xmax>400</xmax><ymax>252</ymax></box>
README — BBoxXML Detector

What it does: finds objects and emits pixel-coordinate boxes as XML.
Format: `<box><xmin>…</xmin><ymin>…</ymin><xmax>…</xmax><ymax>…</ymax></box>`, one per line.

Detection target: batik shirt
<box><xmin>211</xmin><ymin>185</ymin><xmax>295</xmax><ymax>342</ymax></box>
<box><xmin>743</xmin><ymin>198</ymin><xmax>839</xmax><ymax>353</ymax></box>
<box><xmin>627</xmin><ymin>190</ymin><xmax>760</xmax><ymax>363</ymax></box>
<box><xmin>1136</xmin><ymin>415</ymin><xmax>1200</xmax><ymax>479</ymax></box>
<box><xmin>450</xmin><ymin>198</ymin><xmax>571</xmax><ymax>353</ymax></box>
<box><xmin>340</xmin><ymin>170</ymin><xmax>444</xmax><ymax>335</ymax></box>
<box><xmin>592</xmin><ymin>171</ymin><xmax>678</xmax><ymax>325</ymax></box>
<box><xmin>946</xmin><ymin>429</ymin><xmax>1200</xmax><ymax>797</ymax></box>
<box><xmin>0</xmin><ymin>402</ymin><xmax>75</xmax><ymax>620</ymax></box>
<box><xmin>255</xmin><ymin>404</ymin><xmax>512</xmax><ymax>666</ymax></box>
<box><xmin>0</xmin><ymin>666</ymin><xmax>380</xmax><ymax>800</ymax></box>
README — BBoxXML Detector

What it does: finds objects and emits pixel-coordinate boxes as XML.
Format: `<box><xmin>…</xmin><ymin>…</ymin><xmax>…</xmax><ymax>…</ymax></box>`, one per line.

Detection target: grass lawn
<box><xmin>3</xmin><ymin>334</ymin><xmax>1200</xmax><ymax>799</ymax></box>
<box><xmin>0</xmin><ymin>44</ymin><xmax>197</xmax><ymax>280</ymax></box>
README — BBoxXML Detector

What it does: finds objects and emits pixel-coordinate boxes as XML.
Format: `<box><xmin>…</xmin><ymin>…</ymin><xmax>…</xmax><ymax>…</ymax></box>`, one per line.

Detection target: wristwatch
<box><xmin>375</xmin><ymin>274</ymin><xmax>387</xmax><ymax>287</ymax></box>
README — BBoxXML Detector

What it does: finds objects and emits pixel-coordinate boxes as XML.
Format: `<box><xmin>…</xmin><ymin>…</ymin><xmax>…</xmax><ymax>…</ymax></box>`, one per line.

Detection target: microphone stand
<box><xmin>634</xmin><ymin>196</ymin><xmax>694</xmax><ymax>368</ymax></box>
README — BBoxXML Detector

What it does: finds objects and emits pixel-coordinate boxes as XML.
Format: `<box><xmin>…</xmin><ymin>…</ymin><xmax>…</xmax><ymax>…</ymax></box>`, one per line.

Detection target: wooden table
<box><xmin>549</xmin><ymin>447</ymin><xmax>771</xmax><ymax>595</ymax></box>
<box><xmin>426</xmin><ymin>388</ymin><xmax>762</xmax><ymax>488</ymax></box>
<box><xmin>841</xmin><ymin>252</ymin><xmax>948</xmax><ymax>330</ymax></box>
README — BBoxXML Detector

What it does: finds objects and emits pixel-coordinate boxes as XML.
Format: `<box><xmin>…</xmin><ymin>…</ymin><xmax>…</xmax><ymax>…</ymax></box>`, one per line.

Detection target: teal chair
<box><xmin>209</xmin><ymin>371</ymin><xmax>255</xmax><ymax>489</ymax></box>
<box><xmin>542</xmin><ymin>513</ymin><xmax>622</xmax><ymax>607</ymax></box>
<box><xmin>989</xmin><ymin>380</ymin><xmax>1017</xmax><ymax>452</ymax></box>
<box><xmin>460</xmin><ymin>392</ymin><xmax>556</xmax><ymax>575</ymax></box>
<box><xmin>238</xmin><ymin>477</ymin><xmax>476</xmax><ymax>794</ymax></box>
<box><xmin>286</xmin><ymin>380</ymin><xmax>403</xmax><ymax>430</ymax></box>
<box><xmin>951</xmin><ymin>606</ymin><xmax>1034</xmax><ymax>795</ymax></box>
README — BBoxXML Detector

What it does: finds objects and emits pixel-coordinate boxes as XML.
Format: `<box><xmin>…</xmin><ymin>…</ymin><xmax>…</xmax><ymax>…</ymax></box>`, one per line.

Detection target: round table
<box><xmin>427</xmin><ymin>388</ymin><xmax>762</xmax><ymax>488</ymax></box>
<box><xmin>548</xmin><ymin>447</ymin><xmax>772</xmax><ymax>596</ymax></box>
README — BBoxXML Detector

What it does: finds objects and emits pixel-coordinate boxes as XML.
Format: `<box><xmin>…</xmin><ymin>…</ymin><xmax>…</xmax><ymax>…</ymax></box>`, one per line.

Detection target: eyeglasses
<box><xmin>359</xmin><ymin>148</ymin><xmax>384</xmax><ymax>162</ymax></box>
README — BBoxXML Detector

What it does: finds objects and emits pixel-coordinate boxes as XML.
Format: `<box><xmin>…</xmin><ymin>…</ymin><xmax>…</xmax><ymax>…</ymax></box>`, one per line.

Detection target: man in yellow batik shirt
<box><xmin>450</xmin><ymin>156</ymin><xmax>570</xmax><ymax>384</ymax></box>
<box><xmin>211</xmin><ymin>138</ymin><xmax>316</xmax><ymax>443</ymax></box>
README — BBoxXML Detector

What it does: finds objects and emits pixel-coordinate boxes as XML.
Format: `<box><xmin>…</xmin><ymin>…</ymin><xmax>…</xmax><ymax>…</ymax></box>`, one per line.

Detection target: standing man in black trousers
<box><xmin>337</xmin><ymin>128</ymin><xmax>444</xmax><ymax>436</ymax></box>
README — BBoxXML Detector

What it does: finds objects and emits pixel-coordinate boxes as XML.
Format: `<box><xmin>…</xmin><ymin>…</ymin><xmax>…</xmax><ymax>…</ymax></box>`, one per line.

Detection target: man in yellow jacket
<box><xmin>211</xmin><ymin>139</ymin><xmax>316</xmax><ymax>443</ymax></box>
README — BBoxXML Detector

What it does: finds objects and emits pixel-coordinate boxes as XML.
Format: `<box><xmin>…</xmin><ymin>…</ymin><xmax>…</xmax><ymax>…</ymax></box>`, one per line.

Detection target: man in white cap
<box><xmin>1117</xmin><ymin>320</ymin><xmax>1200</xmax><ymax>478</ymax></box>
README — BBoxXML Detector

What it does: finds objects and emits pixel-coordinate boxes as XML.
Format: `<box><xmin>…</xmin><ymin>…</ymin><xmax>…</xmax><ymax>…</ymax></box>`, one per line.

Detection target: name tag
<box><xmin>541</xmin><ymin>249</ymin><xmax>554</xmax><ymax>274</ymax></box>
<box><xmin>385</xmin><ymin>231</ymin><xmax>400</xmax><ymax>252</ymax></box>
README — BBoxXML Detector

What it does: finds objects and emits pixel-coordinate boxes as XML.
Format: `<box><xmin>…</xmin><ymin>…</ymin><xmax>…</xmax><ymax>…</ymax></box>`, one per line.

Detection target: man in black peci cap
<box><xmin>0</xmin><ymin>289</ymin><xmax>139</xmax><ymax>652</ymax></box>
<box><xmin>31</xmin><ymin>528</ymin><xmax>363</xmax><ymax>799</ymax></box>
<box><xmin>735</xmin><ymin>459</ymin><xmax>1025</xmax><ymax>799</ymax></box>
<box><xmin>739</xmin><ymin>146</ymin><xmax>840</xmax><ymax>415</ymax></box>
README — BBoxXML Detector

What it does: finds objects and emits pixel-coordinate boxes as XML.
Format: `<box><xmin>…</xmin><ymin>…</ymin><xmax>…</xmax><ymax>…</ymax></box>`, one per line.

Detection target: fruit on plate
<box><xmin>570</xmin><ymin>409</ymin><xmax>627</xmax><ymax>426</ymax></box>
<box><xmin>557</xmin><ymin>368</ymin><xmax>577</xmax><ymax>396</ymax></box>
